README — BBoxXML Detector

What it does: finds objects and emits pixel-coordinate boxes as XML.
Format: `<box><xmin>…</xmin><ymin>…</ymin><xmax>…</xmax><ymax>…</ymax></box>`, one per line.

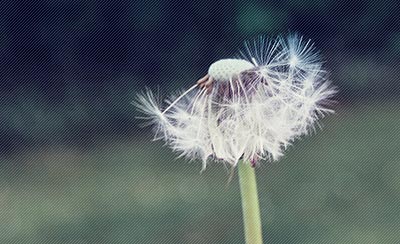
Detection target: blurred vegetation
<box><xmin>1</xmin><ymin>103</ymin><xmax>400</xmax><ymax>243</ymax></box>
<box><xmin>0</xmin><ymin>0</ymin><xmax>400</xmax><ymax>243</ymax></box>
<box><xmin>0</xmin><ymin>0</ymin><xmax>399</xmax><ymax>153</ymax></box>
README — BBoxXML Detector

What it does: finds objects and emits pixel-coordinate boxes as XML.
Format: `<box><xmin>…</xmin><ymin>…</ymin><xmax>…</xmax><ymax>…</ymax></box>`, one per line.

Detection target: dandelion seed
<box><xmin>134</xmin><ymin>34</ymin><xmax>336</xmax><ymax>169</ymax></box>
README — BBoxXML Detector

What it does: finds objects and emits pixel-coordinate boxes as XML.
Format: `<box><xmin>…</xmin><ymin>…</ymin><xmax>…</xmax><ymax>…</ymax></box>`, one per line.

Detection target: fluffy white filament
<box><xmin>135</xmin><ymin>34</ymin><xmax>336</xmax><ymax>169</ymax></box>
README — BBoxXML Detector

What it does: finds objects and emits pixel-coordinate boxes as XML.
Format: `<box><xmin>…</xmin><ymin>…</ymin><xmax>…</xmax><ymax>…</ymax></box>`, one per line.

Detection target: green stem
<box><xmin>238</xmin><ymin>160</ymin><xmax>263</xmax><ymax>244</ymax></box>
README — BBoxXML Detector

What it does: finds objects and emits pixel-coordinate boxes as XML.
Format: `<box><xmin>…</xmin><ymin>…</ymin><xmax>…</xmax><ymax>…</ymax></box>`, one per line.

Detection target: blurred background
<box><xmin>0</xmin><ymin>0</ymin><xmax>399</xmax><ymax>243</ymax></box>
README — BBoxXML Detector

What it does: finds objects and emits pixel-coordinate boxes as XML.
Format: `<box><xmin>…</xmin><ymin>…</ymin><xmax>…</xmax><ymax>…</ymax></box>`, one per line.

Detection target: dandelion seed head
<box><xmin>135</xmin><ymin>34</ymin><xmax>336</xmax><ymax>169</ymax></box>
<box><xmin>208</xmin><ymin>59</ymin><xmax>254</xmax><ymax>82</ymax></box>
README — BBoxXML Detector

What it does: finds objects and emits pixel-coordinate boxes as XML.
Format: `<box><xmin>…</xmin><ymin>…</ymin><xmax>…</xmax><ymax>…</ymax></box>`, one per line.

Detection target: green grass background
<box><xmin>1</xmin><ymin>101</ymin><xmax>399</xmax><ymax>243</ymax></box>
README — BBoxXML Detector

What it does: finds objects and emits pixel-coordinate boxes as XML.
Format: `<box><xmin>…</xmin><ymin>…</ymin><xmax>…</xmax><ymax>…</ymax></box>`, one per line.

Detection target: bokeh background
<box><xmin>1</xmin><ymin>1</ymin><xmax>400</xmax><ymax>243</ymax></box>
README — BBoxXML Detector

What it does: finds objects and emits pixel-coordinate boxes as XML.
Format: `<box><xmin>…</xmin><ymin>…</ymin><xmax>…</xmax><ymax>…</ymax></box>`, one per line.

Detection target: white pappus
<box><xmin>135</xmin><ymin>34</ymin><xmax>336</xmax><ymax>170</ymax></box>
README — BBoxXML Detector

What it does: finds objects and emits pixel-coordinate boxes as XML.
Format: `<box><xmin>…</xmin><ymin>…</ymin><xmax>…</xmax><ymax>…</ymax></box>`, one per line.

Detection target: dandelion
<box><xmin>135</xmin><ymin>34</ymin><xmax>335</xmax><ymax>169</ymax></box>
<box><xmin>134</xmin><ymin>34</ymin><xmax>335</xmax><ymax>244</ymax></box>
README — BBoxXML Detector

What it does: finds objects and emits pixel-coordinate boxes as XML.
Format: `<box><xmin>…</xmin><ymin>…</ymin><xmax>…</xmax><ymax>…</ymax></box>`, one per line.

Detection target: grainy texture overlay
<box><xmin>0</xmin><ymin>1</ymin><xmax>399</xmax><ymax>243</ymax></box>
